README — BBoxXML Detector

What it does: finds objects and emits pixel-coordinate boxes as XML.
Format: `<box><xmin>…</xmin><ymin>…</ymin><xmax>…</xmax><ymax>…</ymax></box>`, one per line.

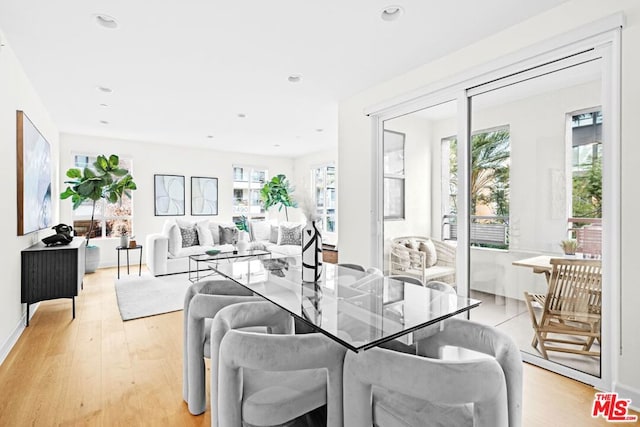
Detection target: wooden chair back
<box><xmin>545</xmin><ymin>258</ymin><xmax>602</xmax><ymax>322</ymax></box>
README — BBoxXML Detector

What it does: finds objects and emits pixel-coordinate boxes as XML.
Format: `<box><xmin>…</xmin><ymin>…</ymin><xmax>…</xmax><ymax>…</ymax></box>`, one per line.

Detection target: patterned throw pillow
<box><xmin>219</xmin><ymin>225</ymin><xmax>239</xmax><ymax>245</ymax></box>
<box><xmin>279</xmin><ymin>224</ymin><xmax>302</xmax><ymax>246</ymax></box>
<box><xmin>180</xmin><ymin>226</ymin><xmax>199</xmax><ymax>248</ymax></box>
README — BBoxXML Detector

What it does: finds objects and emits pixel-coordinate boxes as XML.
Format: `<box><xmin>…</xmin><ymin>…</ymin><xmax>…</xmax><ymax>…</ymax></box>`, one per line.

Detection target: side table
<box><xmin>116</xmin><ymin>245</ymin><xmax>143</xmax><ymax>279</ymax></box>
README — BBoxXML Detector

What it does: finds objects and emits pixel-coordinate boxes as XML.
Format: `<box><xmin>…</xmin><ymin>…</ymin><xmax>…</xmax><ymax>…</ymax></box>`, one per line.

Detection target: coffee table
<box><xmin>188</xmin><ymin>249</ymin><xmax>271</xmax><ymax>283</ymax></box>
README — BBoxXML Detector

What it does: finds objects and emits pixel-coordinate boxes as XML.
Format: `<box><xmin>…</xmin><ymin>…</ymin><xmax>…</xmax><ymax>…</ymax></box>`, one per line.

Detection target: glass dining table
<box><xmin>210</xmin><ymin>256</ymin><xmax>481</xmax><ymax>352</ymax></box>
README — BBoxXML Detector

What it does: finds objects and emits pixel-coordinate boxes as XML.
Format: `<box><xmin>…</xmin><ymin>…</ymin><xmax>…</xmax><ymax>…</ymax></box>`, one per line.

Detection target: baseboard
<box><xmin>614</xmin><ymin>382</ymin><xmax>640</xmax><ymax>412</ymax></box>
<box><xmin>0</xmin><ymin>303</ymin><xmax>38</xmax><ymax>366</ymax></box>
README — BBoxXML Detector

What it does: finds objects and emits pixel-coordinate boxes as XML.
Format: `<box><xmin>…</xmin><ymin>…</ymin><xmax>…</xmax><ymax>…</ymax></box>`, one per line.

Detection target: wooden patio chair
<box><xmin>524</xmin><ymin>258</ymin><xmax>602</xmax><ymax>359</ymax></box>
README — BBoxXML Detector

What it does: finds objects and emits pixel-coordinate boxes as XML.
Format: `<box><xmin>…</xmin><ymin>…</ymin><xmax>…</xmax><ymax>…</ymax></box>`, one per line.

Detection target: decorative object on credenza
<box><xmin>191</xmin><ymin>176</ymin><xmax>218</xmax><ymax>215</ymax></box>
<box><xmin>260</xmin><ymin>174</ymin><xmax>298</xmax><ymax>221</ymax></box>
<box><xmin>300</xmin><ymin>197</ymin><xmax>322</xmax><ymax>283</ymax></box>
<box><xmin>16</xmin><ymin>110</ymin><xmax>52</xmax><ymax>236</ymax></box>
<box><xmin>61</xmin><ymin>154</ymin><xmax>137</xmax><ymax>273</ymax></box>
<box><xmin>154</xmin><ymin>174</ymin><xmax>185</xmax><ymax>216</ymax></box>
<box><xmin>41</xmin><ymin>224</ymin><xmax>74</xmax><ymax>246</ymax></box>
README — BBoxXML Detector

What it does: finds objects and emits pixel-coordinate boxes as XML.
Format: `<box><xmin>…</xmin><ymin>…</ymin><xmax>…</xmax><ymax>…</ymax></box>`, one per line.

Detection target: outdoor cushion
<box><xmin>418</xmin><ymin>239</ymin><xmax>438</xmax><ymax>267</ymax></box>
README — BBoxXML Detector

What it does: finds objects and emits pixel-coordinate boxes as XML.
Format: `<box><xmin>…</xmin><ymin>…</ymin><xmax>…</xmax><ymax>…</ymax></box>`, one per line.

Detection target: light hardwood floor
<box><xmin>0</xmin><ymin>267</ymin><xmax>636</xmax><ymax>426</ymax></box>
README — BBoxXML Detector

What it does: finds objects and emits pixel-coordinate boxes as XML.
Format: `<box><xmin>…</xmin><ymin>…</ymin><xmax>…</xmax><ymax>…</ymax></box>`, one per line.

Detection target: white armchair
<box><xmin>389</xmin><ymin>236</ymin><xmax>456</xmax><ymax>285</ymax></box>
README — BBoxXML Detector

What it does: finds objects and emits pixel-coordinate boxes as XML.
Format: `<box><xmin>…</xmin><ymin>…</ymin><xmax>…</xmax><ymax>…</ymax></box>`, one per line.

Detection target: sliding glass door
<box><xmin>467</xmin><ymin>57</ymin><xmax>604</xmax><ymax>379</ymax></box>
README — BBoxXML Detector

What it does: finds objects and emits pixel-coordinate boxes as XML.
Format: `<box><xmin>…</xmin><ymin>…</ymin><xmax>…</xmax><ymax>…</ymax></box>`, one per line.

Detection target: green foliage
<box><xmin>572</xmin><ymin>155</ymin><xmax>602</xmax><ymax>218</ymax></box>
<box><xmin>447</xmin><ymin>129</ymin><xmax>511</xmax><ymax>216</ymax></box>
<box><xmin>260</xmin><ymin>174</ymin><xmax>297</xmax><ymax>221</ymax></box>
<box><xmin>235</xmin><ymin>215</ymin><xmax>249</xmax><ymax>232</ymax></box>
<box><xmin>60</xmin><ymin>154</ymin><xmax>137</xmax><ymax>245</ymax></box>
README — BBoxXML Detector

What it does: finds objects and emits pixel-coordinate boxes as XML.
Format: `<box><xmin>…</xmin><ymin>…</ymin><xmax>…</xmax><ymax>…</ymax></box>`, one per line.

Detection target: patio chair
<box><xmin>524</xmin><ymin>258</ymin><xmax>602</xmax><ymax>359</ymax></box>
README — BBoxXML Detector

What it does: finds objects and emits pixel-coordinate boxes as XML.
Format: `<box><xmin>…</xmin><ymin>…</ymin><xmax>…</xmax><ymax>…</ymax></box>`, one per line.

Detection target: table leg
<box><xmin>138</xmin><ymin>247</ymin><xmax>142</xmax><ymax>276</ymax></box>
<box><xmin>117</xmin><ymin>249</ymin><xmax>121</xmax><ymax>279</ymax></box>
<box><xmin>127</xmin><ymin>250</ymin><xmax>130</xmax><ymax>275</ymax></box>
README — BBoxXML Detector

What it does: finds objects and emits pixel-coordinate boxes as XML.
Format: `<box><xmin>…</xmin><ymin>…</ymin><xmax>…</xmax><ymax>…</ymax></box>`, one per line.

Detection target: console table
<box><xmin>21</xmin><ymin>237</ymin><xmax>85</xmax><ymax>326</ymax></box>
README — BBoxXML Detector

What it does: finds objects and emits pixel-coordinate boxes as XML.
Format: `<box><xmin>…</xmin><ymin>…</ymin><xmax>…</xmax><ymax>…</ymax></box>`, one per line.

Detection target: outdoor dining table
<box><xmin>210</xmin><ymin>256</ymin><xmax>480</xmax><ymax>352</ymax></box>
<box><xmin>512</xmin><ymin>255</ymin><xmax>555</xmax><ymax>281</ymax></box>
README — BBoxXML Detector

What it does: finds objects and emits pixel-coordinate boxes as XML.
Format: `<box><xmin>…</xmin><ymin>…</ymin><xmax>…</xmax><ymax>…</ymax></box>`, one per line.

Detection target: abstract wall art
<box><xmin>154</xmin><ymin>174</ymin><xmax>185</xmax><ymax>216</ymax></box>
<box><xmin>191</xmin><ymin>176</ymin><xmax>218</xmax><ymax>215</ymax></box>
<box><xmin>17</xmin><ymin>110</ymin><xmax>52</xmax><ymax>235</ymax></box>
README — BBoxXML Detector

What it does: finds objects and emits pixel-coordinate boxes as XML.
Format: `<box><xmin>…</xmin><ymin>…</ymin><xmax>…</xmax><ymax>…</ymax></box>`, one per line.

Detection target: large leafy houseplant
<box><xmin>260</xmin><ymin>174</ymin><xmax>297</xmax><ymax>221</ymax></box>
<box><xmin>61</xmin><ymin>154</ymin><xmax>137</xmax><ymax>246</ymax></box>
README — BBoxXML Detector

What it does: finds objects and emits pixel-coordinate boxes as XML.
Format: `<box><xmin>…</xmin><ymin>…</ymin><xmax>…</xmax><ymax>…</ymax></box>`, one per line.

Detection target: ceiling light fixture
<box><xmin>207</xmin><ymin>135</ymin><xmax>214</xmax><ymax>139</ymax></box>
<box><xmin>315</xmin><ymin>128</ymin><xmax>324</xmax><ymax>133</ymax></box>
<box><xmin>274</xmin><ymin>144</ymin><xmax>281</xmax><ymax>147</ymax></box>
<box><xmin>287</xmin><ymin>74</ymin><xmax>303</xmax><ymax>83</ymax></box>
<box><xmin>381</xmin><ymin>5</ymin><xmax>404</xmax><ymax>21</ymax></box>
<box><xmin>97</xmin><ymin>86</ymin><xmax>113</xmax><ymax>93</ymax></box>
<box><xmin>94</xmin><ymin>14</ymin><xmax>118</xmax><ymax>29</ymax></box>
<box><xmin>100</xmin><ymin>120</ymin><xmax>109</xmax><ymax>125</ymax></box>
<box><xmin>237</xmin><ymin>113</ymin><xmax>246</xmax><ymax>118</ymax></box>
<box><xmin>99</xmin><ymin>103</ymin><xmax>110</xmax><ymax>107</ymax></box>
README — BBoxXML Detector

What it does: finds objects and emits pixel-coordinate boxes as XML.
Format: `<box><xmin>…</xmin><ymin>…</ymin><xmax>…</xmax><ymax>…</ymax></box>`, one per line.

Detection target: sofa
<box><xmin>146</xmin><ymin>218</ymin><xmax>302</xmax><ymax>276</ymax></box>
<box><xmin>389</xmin><ymin>236</ymin><xmax>456</xmax><ymax>285</ymax></box>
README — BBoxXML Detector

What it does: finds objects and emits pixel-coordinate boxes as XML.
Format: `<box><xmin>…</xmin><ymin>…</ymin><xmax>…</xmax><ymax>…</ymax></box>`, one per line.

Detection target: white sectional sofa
<box><xmin>146</xmin><ymin>218</ymin><xmax>302</xmax><ymax>276</ymax></box>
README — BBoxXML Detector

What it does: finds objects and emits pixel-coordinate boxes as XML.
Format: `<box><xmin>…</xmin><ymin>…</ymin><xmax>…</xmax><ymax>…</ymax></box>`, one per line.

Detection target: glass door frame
<box><xmin>369</xmin><ymin>22</ymin><xmax>621</xmax><ymax>390</ymax></box>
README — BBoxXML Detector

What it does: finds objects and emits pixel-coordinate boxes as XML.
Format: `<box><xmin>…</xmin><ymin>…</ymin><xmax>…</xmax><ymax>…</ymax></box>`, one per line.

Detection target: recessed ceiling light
<box><xmin>287</xmin><ymin>74</ymin><xmax>303</xmax><ymax>83</ymax></box>
<box><xmin>274</xmin><ymin>144</ymin><xmax>281</xmax><ymax>147</ymax></box>
<box><xmin>315</xmin><ymin>128</ymin><xmax>324</xmax><ymax>133</ymax></box>
<box><xmin>97</xmin><ymin>86</ymin><xmax>113</xmax><ymax>93</ymax></box>
<box><xmin>207</xmin><ymin>135</ymin><xmax>214</xmax><ymax>139</ymax></box>
<box><xmin>94</xmin><ymin>14</ymin><xmax>118</xmax><ymax>29</ymax></box>
<box><xmin>381</xmin><ymin>5</ymin><xmax>404</xmax><ymax>21</ymax></box>
<box><xmin>99</xmin><ymin>103</ymin><xmax>110</xmax><ymax>107</ymax></box>
<box><xmin>100</xmin><ymin>120</ymin><xmax>109</xmax><ymax>125</ymax></box>
<box><xmin>237</xmin><ymin>113</ymin><xmax>246</xmax><ymax>118</ymax></box>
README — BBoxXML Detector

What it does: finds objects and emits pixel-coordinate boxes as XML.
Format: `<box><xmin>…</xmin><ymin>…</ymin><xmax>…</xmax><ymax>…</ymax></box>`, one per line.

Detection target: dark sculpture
<box><xmin>41</xmin><ymin>224</ymin><xmax>74</xmax><ymax>246</ymax></box>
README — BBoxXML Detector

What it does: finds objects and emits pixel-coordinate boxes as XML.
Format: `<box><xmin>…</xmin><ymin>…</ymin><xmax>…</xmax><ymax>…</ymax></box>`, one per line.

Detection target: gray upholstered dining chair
<box><xmin>344</xmin><ymin>318</ymin><xmax>522</xmax><ymax>427</ymax></box>
<box><xmin>209</xmin><ymin>301</ymin><xmax>294</xmax><ymax>427</ymax></box>
<box><xmin>182</xmin><ymin>279</ymin><xmax>262</xmax><ymax>415</ymax></box>
<box><xmin>389</xmin><ymin>274</ymin><xmax>424</xmax><ymax>287</ymax></box>
<box><xmin>217</xmin><ymin>323</ymin><xmax>347</xmax><ymax>426</ymax></box>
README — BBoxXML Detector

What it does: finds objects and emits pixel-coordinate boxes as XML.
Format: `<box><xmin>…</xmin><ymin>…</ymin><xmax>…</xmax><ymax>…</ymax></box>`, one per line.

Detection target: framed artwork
<box><xmin>154</xmin><ymin>174</ymin><xmax>185</xmax><ymax>216</ymax></box>
<box><xmin>191</xmin><ymin>176</ymin><xmax>219</xmax><ymax>215</ymax></box>
<box><xmin>16</xmin><ymin>110</ymin><xmax>52</xmax><ymax>235</ymax></box>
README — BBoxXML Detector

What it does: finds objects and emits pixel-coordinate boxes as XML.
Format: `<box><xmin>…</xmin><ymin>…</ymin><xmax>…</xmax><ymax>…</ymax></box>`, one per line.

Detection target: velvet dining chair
<box><xmin>209</xmin><ymin>301</ymin><xmax>294</xmax><ymax>427</ymax></box>
<box><xmin>182</xmin><ymin>279</ymin><xmax>262</xmax><ymax>415</ymax></box>
<box><xmin>216</xmin><ymin>316</ymin><xmax>347</xmax><ymax>427</ymax></box>
<box><xmin>344</xmin><ymin>317</ymin><xmax>522</xmax><ymax>427</ymax></box>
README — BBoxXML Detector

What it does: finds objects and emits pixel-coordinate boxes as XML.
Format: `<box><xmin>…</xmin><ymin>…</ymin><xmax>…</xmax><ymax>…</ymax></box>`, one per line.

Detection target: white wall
<box><xmin>338</xmin><ymin>0</ymin><xmax>640</xmax><ymax>401</ymax></box>
<box><xmin>0</xmin><ymin>31</ymin><xmax>59</xmax><ymax>362</ymax></box>
<box><xmin>59</xmin><ymin>133</ymin><xmax>294</xmax><ymax>267</ymax></box>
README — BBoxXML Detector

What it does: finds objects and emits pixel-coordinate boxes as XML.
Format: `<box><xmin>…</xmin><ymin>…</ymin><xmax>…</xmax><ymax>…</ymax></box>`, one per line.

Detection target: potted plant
<box><xmin>560</xmin><ymin>239</ymin><xmax>579</xmax><ymax>256</ymax></box>
<box><xmin>260</xmin><ymin>174</ymin><xmax>297</xmax><ymax>221</ymax></box>
<box><xmin>61</xmin><ymin>155</ymin><xmax>137</xmax><ymax>273</ymax></box>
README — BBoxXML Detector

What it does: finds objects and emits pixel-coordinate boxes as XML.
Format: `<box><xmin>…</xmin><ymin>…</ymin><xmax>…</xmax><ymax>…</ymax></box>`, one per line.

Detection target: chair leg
<box><xmin>524</xmin><ymin>292</ymin><xmax>542</xmax><ymax>351</ymax></box>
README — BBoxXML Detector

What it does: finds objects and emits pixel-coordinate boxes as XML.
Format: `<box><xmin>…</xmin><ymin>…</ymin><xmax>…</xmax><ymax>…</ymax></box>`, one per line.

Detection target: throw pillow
<box><xmin>219</xmin><ymin>225</ymin><xmax>239</xmax><ymax>245</ymax></box>
<box><xmin>278</xmin><ymin>223</ymin><xmax>302</xmax><ymax>246</ymax></box>
<box><xmin>196</xmin><ymin>219</ymin><xmax>213</xmax><ymax>246</ymax></box>
<box><xmin>418</xmin><ymin>239</ymin><xmax>438</xmax><ymax>267</ymax></box>
<box><xmin>166</xmin><ymin>221</ymin><xmax>182</xmax><ymax>256</ymax></box>
<box><xmin>249</xmin><ymin>220</ymin><xmax>271</xmax><ymax>242</ymax></box>
<box><xmin>180</xmin><ymin>226</ymin><xmax>199</xmax><ymax>248</ymax></box>
<box><xmin>392</xmin><ymin>245</ymin><xmax>410</xmax><ymax>271</ymax></box>
<box><xmin>270</xmin><ymin>225</ymin><xmax>279</xmax><ymax>244</ymax></box>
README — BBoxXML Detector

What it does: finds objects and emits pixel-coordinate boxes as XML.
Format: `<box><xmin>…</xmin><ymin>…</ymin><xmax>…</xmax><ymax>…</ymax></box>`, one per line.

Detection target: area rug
<box><xmin>114</xmin><ymin>273</ymin><xmax>190</xmax><ymax>321</ymax></box>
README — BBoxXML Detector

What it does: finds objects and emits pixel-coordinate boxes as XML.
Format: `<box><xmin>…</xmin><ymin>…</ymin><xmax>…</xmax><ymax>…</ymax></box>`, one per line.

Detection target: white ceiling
<box><xmin>0</xmin><ymin>0</ymin><xmax>570</xmax><ymax>157</ymax></box>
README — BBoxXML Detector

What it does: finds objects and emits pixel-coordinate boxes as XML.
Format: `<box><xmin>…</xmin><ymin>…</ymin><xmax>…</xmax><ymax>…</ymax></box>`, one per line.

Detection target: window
<box><xmin>71</xmin><ymin>155</ymin><xmax>133</xmax><ymax>238</ymax></box>
<box><xmin>442</xmin><ymin>126</ymin><xmax>510</xmax><ymax>248</ymax></box>
<box><xmin>383</xmin><ymin>130</ymin><xmax>405</xmax><ymax>219</ymax></box>
<box><xmin>571</xmin><ymin>110</ymin><xmax>602</xmax><ymax>219</ymax></box>
<box><xmin>232</xmin><ymin>165</ymin><xmax>267</xmax><ymax>222</ymax></box>
<box><xmin>312</xmin><ymin>165</ymin><xmax>337</xmax><ymax>234</ymax></box>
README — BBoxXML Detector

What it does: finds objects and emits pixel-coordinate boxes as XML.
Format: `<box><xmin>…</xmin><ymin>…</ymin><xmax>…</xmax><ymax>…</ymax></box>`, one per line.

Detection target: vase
<box><xmin>120</xmin><ymin>235</ymin><xmax>129</xmax><ymax>248</ymax></box>
<box><xmin>302</xmin><ymin>220</ymin><xmax>323</xmax><ymax>282</ymax></box>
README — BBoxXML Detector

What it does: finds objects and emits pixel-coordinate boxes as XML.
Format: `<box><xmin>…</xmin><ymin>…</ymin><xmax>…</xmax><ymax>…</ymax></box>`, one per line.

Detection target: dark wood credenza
<box><xmin>21</xmin><ymin>237</ymin><xmax>85</xmax><ymax>326</ymax></box>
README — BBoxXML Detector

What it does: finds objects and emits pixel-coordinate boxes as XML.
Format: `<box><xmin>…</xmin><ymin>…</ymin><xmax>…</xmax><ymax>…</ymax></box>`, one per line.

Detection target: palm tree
<box><xmin>447</xmin><ymin>129</ymin><xmax>510</xmax><ymax>215</ymax></box>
